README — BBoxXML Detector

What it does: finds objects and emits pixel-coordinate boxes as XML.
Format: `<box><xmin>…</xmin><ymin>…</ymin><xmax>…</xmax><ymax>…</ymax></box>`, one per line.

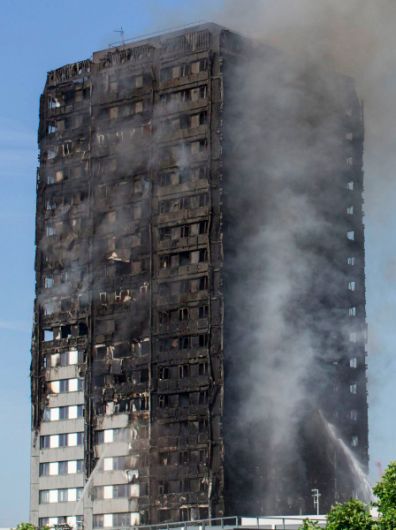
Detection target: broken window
<box><xmin>62</xmin><ymin>141</ymin><xmax>73</xmax><ymax>157</ymax></box>
<box><xmin>179</xmin><ymin>307</ymin><xmax>189</xmax><ymax>321</ymax></box>
<box><xmin>99</xmin><ymin>292</ymin><xmax>107</xmax><ymax>303</ymax></box>
<box><xmin>160</xmin><ymin>255</ymin><xmax>170</xmax><ymax>269</ymax></box>
<box><xmin>199</xmin><ymin>334</ymin><xmax>209</xmax><ymax>348</ymax></box>
<box><xmin>190</xmin><ymin>139</ymin><xmax>207</xmax><ymax>155</ymax></box>
<box><xmin>43</xmin><ymin>329</ymin><xmax>54</xmax><ymax>342</ymax></box>
<box><xmin>199</xmin><ymin>305</ymin><xmax>209</xmax><ymax>319</ymax></box>
<box><xmin>159</xmin><ymin>366</ymin><xmax>169</xmax><ymax>380</ymax></box>
<box><xmin>179</xmin><ymin>364</ymin><xmax>189</xmax><ymax>379</ymax></box>
<box><xmin>159</xmin><ymin>226</ymin><xmax>171</xmax><ymax>240</ymax></box>
<box><xmin>48</xmin><ymin>96</ymin><xmax>61</xmax><ymax>109</ymax></box>
<box><xmin>199</xmin><ymin>361</ymin><xmax>208</xmax><ymax>375</ymax></box>
<box><xmin>47</xmin><ymin>122</ymin><xmax>57</xmax><ymax>135</ymax></box>
<box><xmin>44</xmin><ymin>276</ymin><xmax>54</xmax><ymax>288</ymax></box>
<box><xmin>179</xmin><ymin>336</ymin><xmax>190</xmax><ymax>350</ymax></box>
<box><xmin>199</xmin><ymin>390</ymin><xmax>208</xmax><ymax>404</ymax></box>
<box><xmin>158</xmin><ymin>395</ymin><xmax>168</xmax><ymax>408</ymax></box>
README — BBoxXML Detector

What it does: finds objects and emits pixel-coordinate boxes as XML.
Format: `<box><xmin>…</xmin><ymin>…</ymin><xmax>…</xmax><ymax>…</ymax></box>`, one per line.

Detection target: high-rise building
<box><xmin>31</xmin><ymin>23</ymin><xmax>368</xmax><ymax>530</ymax></box>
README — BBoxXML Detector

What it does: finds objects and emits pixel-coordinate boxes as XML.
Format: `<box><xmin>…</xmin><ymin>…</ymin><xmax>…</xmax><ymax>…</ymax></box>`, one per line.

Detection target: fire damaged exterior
<box><xmin>31</xmin><ymin>23</ymin><xmax>368</xmax><ymax>529</ymax></box>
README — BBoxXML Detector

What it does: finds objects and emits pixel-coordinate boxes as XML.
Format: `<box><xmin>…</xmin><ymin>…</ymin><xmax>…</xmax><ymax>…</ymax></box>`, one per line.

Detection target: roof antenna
<box><xmin>114</xmin><ymin>26</ymin><xmax>125</xmax><ymax>45</ymax></box>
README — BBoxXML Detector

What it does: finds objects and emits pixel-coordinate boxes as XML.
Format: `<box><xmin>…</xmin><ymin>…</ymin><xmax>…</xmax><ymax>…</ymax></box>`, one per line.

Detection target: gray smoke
<box><xmin>185</xmin><ymin>0</ymin><xmax>396</xmax><ymax>492</ymax></box>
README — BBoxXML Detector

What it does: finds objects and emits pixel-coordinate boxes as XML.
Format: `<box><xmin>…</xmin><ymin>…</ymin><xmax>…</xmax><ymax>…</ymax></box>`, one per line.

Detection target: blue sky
<box><xmin>0</xmin><ymin>0</ymin><xmax>395</xmax><ymax>526</ymax></box>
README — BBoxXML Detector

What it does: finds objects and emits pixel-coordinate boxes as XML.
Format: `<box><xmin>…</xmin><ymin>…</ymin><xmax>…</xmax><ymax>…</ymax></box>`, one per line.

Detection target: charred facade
<box><xmin>31</xmin><ymin>23</ymin><xmax>368</xmax><ymax>529</ymax></box>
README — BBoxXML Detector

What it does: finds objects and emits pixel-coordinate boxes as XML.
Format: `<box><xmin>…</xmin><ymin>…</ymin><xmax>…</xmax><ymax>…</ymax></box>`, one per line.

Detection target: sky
<box><xmin>0</xmin><ymin>0</ymin><xmax>395</xmax><ymax>526</ymax></box>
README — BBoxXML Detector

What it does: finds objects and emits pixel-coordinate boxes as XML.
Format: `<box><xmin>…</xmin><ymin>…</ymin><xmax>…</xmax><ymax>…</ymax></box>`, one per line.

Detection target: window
<box><xmin>62</xmin><ymin>141</ymin><xmax>73</xmax><ymax>156</ymax></box>
<box><xmin>39</xmin><ymin>490</ymin><xmax>50</xmax><ymax>504</ymax></box>
<box><xmin>44</xmin><ymin>276</ymin><xmax>54</xmax><ymax>288</ymax></box>
<box><xmin>179</xmin><ymin>308</ymin><xmax>189</xmax><ymax>321</ymax></box>
<box><xmin>347</xmin><ymin>257</ymin><xmax>356</xmax><ymax>266</ymax></box>
<box><xmin>135</xmin><ymin>75</ymin><xmax>144</xmax><ymax>88</ymax></box>
<box><xmin>39</xmin><ymin>463</ymin><xmax>50</xmax><ymax>476</ymax></box>
<box><xmin>179</xmin><ymin>365</ymin><xmax>189</xmax><ymax>379</ymax></box>
<box><xmin>349</xmin><ymin>332</ymin><xmax>357</xmax><ymax>343</ymax></box>
<box><xmin>199</xmin><ymin>361</ymin><xmax>208</xmax><ymax>376</ymax></box>
<box><xmin>158</xmin><ymin>395</ymin><xmax>168</xmax><ymax>408</ymax></box>
<box><xmin>350</xmin><ymin>384</ymin><xmax>357</xmax><ymax>394</ymax></box>
<box><xmin>199</xmin><ymin>305</ymin><xmax>208</xmax><ymax>319</ymax></box>
<box><xmin>199</xmin><ymin>334</ymin><xmax>209</xmax><ymax>347</ymax></box>
<box><xmin>43</xmin><ymin>329</ymin><xmax>54</xmax><ymax>341</ymax></box>
<box><xmin>348</xmin><ymin>281</ymin><xmax>356</xmax><ymax>291</ymax></box>
<box><xmin>180</xmin><ymin>224</ymin><xmax>190</xmax><ymax>238</ymax></box>
<box><xmin>346</xmin><ymin>157</ymin><xmax>353</xmax><ymax>167</ymax></box>
<box><xmin>159</xmin><ymin>226</ymin><xmax>171</xmax><ymax>240</ymax></box>
<box><xmin>46</xmin><ymin>224</ymin><xmax>55</xmax><ymax>236</ymax></box>
<box><xmin>199</xmin><ymin>220</ymin><xmax>209</xmax><ymax>234</ymax></box>
<box><xmin>347</xmin><ymin>181</ymin><xmax>354</xmax><ymax>191</ymax></box>
<box><xmin>350</xmin><ymin>410</ymin><xmax>358</xmax><ymax>421</ymax></box>
<box><xmin>347</xmin><ymin>230</ymin><xmax>355</xmax><ymax>241</ymax></box>
<box><xmin>135</xmin><ymin>101</ymin><xmax>144</xmax><ymax>113</ymax></box>
<box><xmin>349</xmin><ymin>307</ymin><xmax>356</xmax><ymax>316</ymax></box>
<box><xmin>199</xmin><ymin>276</ymin><xmax>208</xmax><ymax>290</ymax></box>
<box><xmin>351</xmin><ymin>436</ymin><xmax>359</xmax><ymax>447</ymax></box>
<box><xmin>58</xmin><ymin>489</ymin><xmax>68</xmax><ymax>502</ymax></box>
<box><xmin>199</xmin><ymin>390</ymin><xmax>208</xmax><ymax>404</ymax></box>
<box><xmin>159</xmin><ymin>367</ymin><xmax>169</xmax><ymax>380</ymax></box>
<box><xmin>350</xmin><ymin>357</ymin><xmax>358</xmax><ymax>368</ymax></box>
<box><xmin>347</xmin><ymin>206</ymin><xmax>354</xmax><ymax>215</ymax></box>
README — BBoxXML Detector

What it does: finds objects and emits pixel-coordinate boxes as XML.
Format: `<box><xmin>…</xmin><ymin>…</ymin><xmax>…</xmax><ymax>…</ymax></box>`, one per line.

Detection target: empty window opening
<box><xmin>179</xmin><ymin>308</ymin><xmax>189</xmax><ymax>321</ymax></box>
<box><xmin>179</xmin><ymin>365</ymin><xmax>189</xmax><ymax>379</ymax></box>
<box><xmin>43</xmin><ymin>329</ymin><xmax>54</xmax><ymax>342</ymax></box>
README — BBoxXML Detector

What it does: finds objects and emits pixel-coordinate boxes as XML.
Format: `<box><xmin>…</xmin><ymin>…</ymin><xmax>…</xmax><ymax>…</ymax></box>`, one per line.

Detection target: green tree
<box><xmin>14</xmin><ymin>524</ymin><xmax>37</xmax><ymax>530</ymax></box>
<box><xmin>373</xmin><ymin>461</ymin><xmax>396</xmax><ymax>530</ymax></box>
<box><xmin>299</xmin><ymin>519</ymin><xmax>321</xmax><ymax>530</ymax></box>
<box><xmin>326</xmin><ymin>499</ymin><xmax>373</xmax><ymax>530</ymax></box>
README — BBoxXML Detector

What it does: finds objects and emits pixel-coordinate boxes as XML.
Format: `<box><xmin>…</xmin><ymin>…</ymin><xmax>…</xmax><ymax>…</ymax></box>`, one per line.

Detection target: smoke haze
<box><xmin>143</xmin><ymin>0</ymin><xmax>396</xmax><ymax>483</ymax></box>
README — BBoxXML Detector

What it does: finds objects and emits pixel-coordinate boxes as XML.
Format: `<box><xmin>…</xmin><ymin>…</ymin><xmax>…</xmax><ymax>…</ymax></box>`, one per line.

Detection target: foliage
<box><xmin>299</xmin><ymin>518</ymin><xmax>321</xmax><ymax>530</ymax></box>
<box><xmin>14</xmin><ymin>524</ymin><xmax>37</xmax><ymax>530</ymax></box>
<box><xmin>326</xmin><ymin>499</ymin><xmax>374</xmax><ymax>530</ymax></box>
<box><xmin>373</xmin><ymin>461</ymin><xmax>396</xmax><ymax>529</ymax></box>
